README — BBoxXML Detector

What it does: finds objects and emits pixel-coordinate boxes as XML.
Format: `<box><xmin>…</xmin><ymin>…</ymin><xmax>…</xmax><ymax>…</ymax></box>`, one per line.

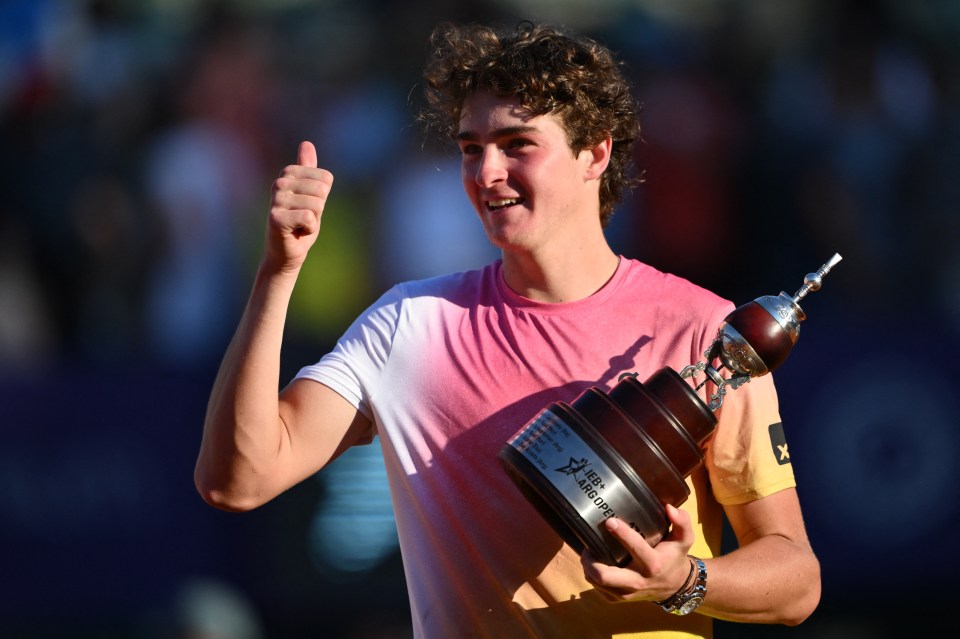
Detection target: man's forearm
<box><xmin>697</xmin><ymin>533</ymin><xmax>821</xmax><ymax>625</ymax></box>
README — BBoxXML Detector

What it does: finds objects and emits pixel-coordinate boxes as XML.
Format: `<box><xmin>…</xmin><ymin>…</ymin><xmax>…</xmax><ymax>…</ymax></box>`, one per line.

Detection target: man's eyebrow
<box><xmin>455</xmin><ymin>125</ymin><xmax>540</xmax><ymax>141</ymax></box>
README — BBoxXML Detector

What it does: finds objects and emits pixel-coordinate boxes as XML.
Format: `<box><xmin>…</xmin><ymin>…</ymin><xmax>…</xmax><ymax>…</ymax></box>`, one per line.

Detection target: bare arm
<box><xmin>582</xmin><ymin>488</ymin><xmax>820</xmax><ymax>625</ymax></box>
<box><xmin>194</xmin><ymin>141</ymin><xmax>371</xmax><ymax>512</ymax></box>
<box><xmin>697</xmin><ymin>488</ymin><xmax>821</xmax><ymax>624</ymax></box>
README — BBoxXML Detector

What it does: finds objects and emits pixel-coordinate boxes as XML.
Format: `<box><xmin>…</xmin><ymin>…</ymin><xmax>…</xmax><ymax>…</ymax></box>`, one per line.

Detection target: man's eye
<box><xmin>460</xmin><ymin>144</ymin><xmax>481</xmax><ymax>155</ymax></box>
<box><xmin>507</xmin><ymin>139</ymin><xmax>531</xmax><ymax>149</ymax></box>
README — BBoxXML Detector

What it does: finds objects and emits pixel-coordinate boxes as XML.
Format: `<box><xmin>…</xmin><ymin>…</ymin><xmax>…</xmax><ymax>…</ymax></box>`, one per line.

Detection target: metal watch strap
<box><xmin>667</xmin><ymin>556</ymin><xmax>707</xmax><ymax>616</ymax></box>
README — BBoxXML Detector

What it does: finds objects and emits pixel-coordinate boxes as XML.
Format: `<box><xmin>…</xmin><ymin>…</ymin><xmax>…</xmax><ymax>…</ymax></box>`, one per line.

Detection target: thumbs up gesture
<box><xmin>264</xmin><ymin>141</ymin><xmax>334</xmax><ymax>273</ymax></box>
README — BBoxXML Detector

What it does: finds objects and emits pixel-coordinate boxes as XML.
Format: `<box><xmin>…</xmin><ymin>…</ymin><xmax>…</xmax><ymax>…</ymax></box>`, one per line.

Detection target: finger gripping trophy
<box><xmin>498</xmin><ymin>254</ymin><xmax>842</xmax><ymax>566</ymax></box>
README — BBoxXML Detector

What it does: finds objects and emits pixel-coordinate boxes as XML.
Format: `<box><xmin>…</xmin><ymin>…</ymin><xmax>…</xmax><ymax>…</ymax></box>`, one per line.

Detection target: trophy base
<box><xmin>498</xmin><ymin>368</ymin><xmax>717</xmax><ymax>566</ymax></box>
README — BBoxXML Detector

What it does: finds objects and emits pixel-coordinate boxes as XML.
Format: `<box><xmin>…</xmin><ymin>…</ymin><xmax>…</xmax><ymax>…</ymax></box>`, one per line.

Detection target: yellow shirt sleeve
<box><xmin>704</xmin><ymin>372</ymin><xmax>797</xmax><ymax>506</ymax></box>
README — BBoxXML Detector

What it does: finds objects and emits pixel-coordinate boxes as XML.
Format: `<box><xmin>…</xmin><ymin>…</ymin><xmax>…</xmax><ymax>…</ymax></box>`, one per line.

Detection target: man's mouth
<box><xmin>487</xmin><ymin>198</ymin><xmax>524</xmax><ymax>212</ymax></box>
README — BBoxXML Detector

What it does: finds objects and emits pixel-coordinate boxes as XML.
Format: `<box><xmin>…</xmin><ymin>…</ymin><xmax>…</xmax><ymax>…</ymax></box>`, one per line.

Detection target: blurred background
<box><xmin>2</xmin><ymin>0</ymin><xmax>958</xmax><ymax>637</ymax></box>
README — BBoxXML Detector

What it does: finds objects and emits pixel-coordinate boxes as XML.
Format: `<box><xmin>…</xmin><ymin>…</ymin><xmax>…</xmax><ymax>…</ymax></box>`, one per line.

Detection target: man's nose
<box><xmin>475</xmin><ymin>149</ymin><xmax>507</xmax><ymax>187</ymax></box>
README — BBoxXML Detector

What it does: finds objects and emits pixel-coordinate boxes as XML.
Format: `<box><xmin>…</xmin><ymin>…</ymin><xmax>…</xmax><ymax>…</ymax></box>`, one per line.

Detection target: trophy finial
<box><xmin>793</xmin><ymin>253</ymin><xmax>842</xmax><ymax>303</ymax></box>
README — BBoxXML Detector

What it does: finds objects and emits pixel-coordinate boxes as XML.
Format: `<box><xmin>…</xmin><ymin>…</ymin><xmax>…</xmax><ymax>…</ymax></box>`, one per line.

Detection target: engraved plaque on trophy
<box><xmin>498</xmin><ymin>254</ymin><xmax>842</xmax><ymax>566</ymax></box>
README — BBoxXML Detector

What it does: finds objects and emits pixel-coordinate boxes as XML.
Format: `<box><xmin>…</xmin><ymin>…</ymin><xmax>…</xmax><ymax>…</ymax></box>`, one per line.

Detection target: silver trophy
<box><xmin>499</xmin><ymin>254</ymin><xmax>842</xmax><ymax>566</ymax></box>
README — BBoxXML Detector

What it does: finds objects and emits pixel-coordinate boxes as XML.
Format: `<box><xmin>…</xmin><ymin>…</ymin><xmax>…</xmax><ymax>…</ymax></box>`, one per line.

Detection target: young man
<box><xmin>195</xmin><ymin>22</ymin><xmax>820</xmax><ymax>638</ymax></box>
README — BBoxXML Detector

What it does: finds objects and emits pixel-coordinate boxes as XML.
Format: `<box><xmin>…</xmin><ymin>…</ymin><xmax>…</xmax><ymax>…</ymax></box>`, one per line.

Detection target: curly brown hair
<box><xmin>418</xmin><ymin>21</ymin><xmax>641</xmax><ymax>227</ymax></box>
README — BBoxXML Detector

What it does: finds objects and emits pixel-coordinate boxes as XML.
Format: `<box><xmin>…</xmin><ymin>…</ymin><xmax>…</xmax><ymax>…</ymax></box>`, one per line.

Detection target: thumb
<box><xmin>297</xmin><ymin>140</ymin><xmax>318</xmax><ymax>168</ymax></box>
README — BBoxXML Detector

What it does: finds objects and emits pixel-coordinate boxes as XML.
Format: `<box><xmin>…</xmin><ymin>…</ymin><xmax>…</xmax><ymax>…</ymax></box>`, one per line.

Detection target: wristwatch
<box><xmin>660</xmin><ymin>556</ymin><xmax>707</xmax><ymax>616</ymax></box>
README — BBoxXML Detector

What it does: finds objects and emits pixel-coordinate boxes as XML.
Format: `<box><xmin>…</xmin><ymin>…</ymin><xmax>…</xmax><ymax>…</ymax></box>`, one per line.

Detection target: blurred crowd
<box><xmin>3</xmin><ymin>0</ymin><xmax>960</xmax><ymax>637</ymax></box>
<box><xmin>1</xmin><ymin>0</ymin><xmax>959</xmax><ymax>375</ymax></box>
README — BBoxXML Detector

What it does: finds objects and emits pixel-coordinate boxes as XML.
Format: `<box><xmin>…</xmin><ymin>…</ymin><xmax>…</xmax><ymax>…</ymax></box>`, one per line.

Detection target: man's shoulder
<box><xmin>621</xmin><ymin>258</ymin><xmax>731</xmax><ymax>309</ymax></box>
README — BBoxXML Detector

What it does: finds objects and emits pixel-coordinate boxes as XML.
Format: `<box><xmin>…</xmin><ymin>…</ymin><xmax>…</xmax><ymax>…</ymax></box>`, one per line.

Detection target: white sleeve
<box><xmin>294</xmin><ymin>284</ymin><xmax>404</xmax><ymax>422</ymax></box>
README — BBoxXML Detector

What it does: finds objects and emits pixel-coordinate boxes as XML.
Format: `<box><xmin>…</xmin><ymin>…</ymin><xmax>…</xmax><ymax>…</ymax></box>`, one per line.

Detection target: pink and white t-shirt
<box><xmin>296</xmin><ymin>258</ymin><xmax>794</xmax><ymax>639</ymax></box>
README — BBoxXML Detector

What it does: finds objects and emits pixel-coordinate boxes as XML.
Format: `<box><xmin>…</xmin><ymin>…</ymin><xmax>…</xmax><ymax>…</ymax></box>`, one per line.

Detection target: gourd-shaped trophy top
<box><xmin>682</xmin><ymin>253</ymin><xmax>842</xmax><ymax>410</ymax></box>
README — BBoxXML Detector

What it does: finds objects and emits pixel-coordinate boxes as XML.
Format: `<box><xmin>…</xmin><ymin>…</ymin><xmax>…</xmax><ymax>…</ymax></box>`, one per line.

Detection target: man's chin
<box><xmin>482</xmin><ymin>218</ymin><xmax>532</xmax><ymax>248</ymax></box>
<box><xmin>484</xmin><ymin>229</ymin><xmax>524</xmax><ymax>252</ymax></box>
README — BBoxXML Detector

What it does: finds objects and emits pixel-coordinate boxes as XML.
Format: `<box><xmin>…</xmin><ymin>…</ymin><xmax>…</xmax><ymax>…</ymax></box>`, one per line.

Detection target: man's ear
<box><xmin>582</xmin><ymin>134</ymin><xmax>613</xmax><ymax>181</ymax></box>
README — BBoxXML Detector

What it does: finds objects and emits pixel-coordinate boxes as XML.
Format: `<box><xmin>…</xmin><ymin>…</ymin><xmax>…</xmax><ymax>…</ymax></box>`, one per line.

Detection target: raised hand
<box><xmin>264</xmin><ymin>141</ymin><xmax>334</xmax><ymax>273</ymax></box>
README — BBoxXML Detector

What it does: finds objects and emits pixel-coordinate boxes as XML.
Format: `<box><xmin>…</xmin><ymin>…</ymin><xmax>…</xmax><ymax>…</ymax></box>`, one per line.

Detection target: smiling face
<box><xmin>456</xmin><ymin>91</ymin><xmax>607</xmax><ymax>255</ymax></box>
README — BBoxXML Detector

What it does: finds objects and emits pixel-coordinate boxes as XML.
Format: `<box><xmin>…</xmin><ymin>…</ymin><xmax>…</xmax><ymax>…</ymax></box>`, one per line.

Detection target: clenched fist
<box><xmin>265</xmin><ymin>141</ymin><xmax>334</xmax><ymax>273</ymax></box>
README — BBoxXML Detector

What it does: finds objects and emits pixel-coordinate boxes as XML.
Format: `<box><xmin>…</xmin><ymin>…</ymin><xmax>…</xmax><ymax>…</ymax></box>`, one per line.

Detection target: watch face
<box><xmin>677</xmin><ymin>596</ymin><xmax>704</xmax><ymax>616</ymax></box>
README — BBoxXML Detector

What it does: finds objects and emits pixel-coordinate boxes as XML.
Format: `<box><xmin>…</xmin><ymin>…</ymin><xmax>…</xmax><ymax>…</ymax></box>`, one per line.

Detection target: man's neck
<box><xmin>501</xmin><ymin>240</ymin><xmax>620</xmax><ymax>304</ymax></box>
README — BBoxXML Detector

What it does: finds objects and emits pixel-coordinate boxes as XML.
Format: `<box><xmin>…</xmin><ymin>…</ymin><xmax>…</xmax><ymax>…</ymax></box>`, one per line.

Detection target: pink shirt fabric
<box><xmin>296</xmin><ymin>258</ymin><xmax>794</xmax><ymax>639</ymax></box>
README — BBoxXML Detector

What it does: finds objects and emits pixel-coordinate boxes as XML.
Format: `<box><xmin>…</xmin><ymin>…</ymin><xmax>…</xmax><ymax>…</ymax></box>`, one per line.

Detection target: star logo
<box><xmin>555</xmin><ymin>457</ymin><xmax>590</xmax><ymax>477</ymax></box>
